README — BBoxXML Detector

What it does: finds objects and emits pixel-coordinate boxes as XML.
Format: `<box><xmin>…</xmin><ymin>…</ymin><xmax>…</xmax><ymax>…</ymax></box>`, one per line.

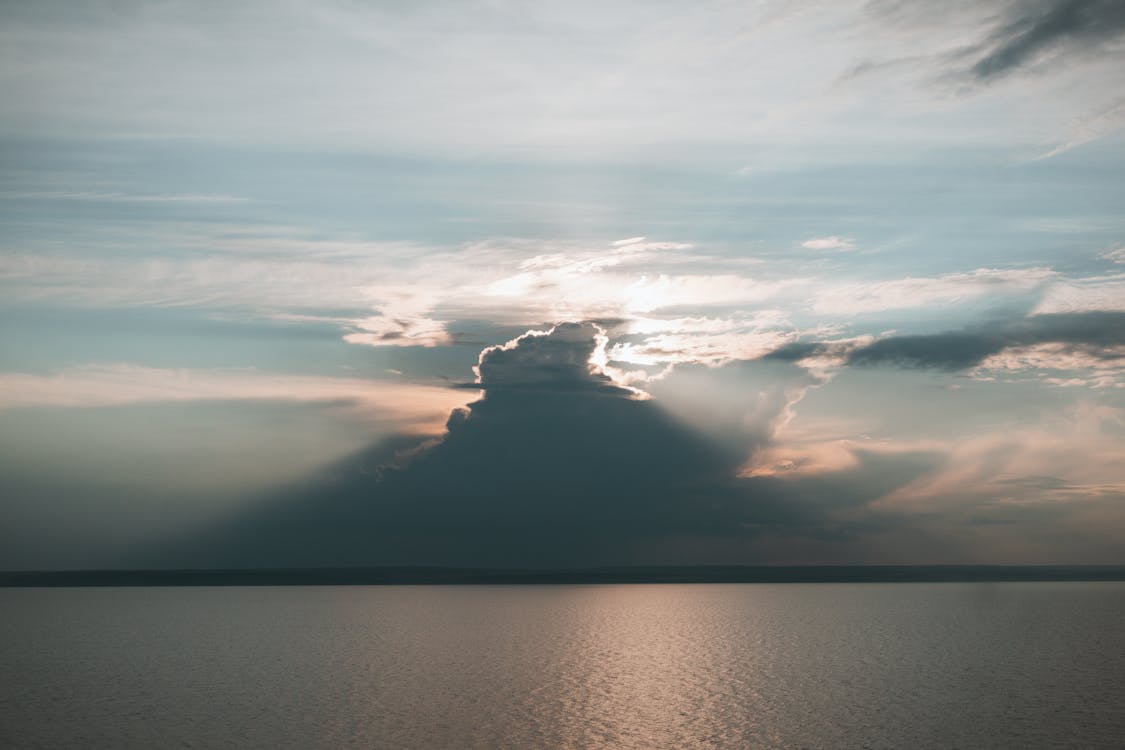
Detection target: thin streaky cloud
<box><xmin>0</xmin><ymin>364</ymin><xmax>471</xmax><ymax>433</ymax></box>
<box><xmin>0</xmin><ymin>191</ymin><xmax>251</xmax><ymax>203</ymax></box>
<box><xmin>801</xmin><ymin>236</ymin><xmax>856</xmax><ymax>251</ymax></box>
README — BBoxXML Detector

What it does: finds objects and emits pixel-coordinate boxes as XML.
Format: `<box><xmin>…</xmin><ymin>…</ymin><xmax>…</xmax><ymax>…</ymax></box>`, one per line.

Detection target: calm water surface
<box><xmin>2</xmin><ymin>583</ymin><xmax>1124</xmax><ymax>749</ymax></box>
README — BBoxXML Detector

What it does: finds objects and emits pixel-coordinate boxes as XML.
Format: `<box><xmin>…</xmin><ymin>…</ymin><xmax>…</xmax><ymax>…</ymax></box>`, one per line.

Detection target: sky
<box><xmin>1</xmin><ymin>0</ymin><xmax>1124</xmax><ymax>569</ymax></box>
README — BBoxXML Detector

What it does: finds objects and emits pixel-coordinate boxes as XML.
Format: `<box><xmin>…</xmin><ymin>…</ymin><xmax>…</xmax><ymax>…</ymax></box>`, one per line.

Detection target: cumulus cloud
<box><xmin>471</xmin><ymin>321</ymin><xmax>638</xmax><ymax>396</ymax></box>
<box><xmin>149</xmin><ymin>321</ymin><xmax>945</xmax><ymax>568</ymax></box>
<box><xmin>117</xmin><ymin>319</ymin><xmax>1125</xmax><ymax>568</ymax></box>
<box><xmin>150</xmin><ymin>323</ymin><xmax>748</xmax><ymax>566</ymax></box>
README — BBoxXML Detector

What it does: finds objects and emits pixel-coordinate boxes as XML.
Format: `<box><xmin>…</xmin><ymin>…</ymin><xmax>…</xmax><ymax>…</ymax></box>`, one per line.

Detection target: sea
<box><xmin>2</xmin><ymin>582</ymin><xmax>1123</xmax><ymax>749</ymax></box>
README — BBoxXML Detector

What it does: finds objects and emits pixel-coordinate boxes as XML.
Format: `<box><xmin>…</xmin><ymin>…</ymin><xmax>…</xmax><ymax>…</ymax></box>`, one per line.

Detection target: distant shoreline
<box><xmin>3</xmin><ymin>565</ymin><xmax>1125</xmax><ymax>587</ymax></box>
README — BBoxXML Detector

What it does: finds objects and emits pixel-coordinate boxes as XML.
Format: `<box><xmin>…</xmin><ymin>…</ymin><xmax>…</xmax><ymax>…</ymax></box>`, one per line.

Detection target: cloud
<box><xmin>874</xmin><ymin>403</ymin><xmax>1125</xmax><ymax>514</ymax></box>
<box><xmin>0</xmin><ymin>0</ymin><xmax>926</xmax><ymax>157</ymax></box>
<box><xmin>810</xmin><ymin>267</ymin><xmax>1055</xmax><ymax>315</ymax></box>
<box><xmin>850</xmin><ymin>0</ymin><xmax>1125</xmax><ymax>153</ymax></box>
<box><xmin>864</xmin><ymin>0</ymin><xmax>1125</xmax><ymax>88</ymax></box>
<box><xmin>801</xmin><ymin>235</ymin><xmax>856</xmax><ymax>251</ymax></box>
<box><xmin>0</xmin><ymin>191</ymin><xmax>251</xmax><ymax>203</ymax></box>
<box><xmin>608</xmin><ymin>313</ymin><xmax>799</xmax><ymax>369</ymax></box>
<box><xmin>471</xmin><ymin>321</ymin><xmax>637</xmax><ymax>396</ymax></box>
<box><xmin>148</xmin><ymin>321</ymin><xmax>949</xmax><ymax>568</ymax></box>
<box><xmin>2</xmin><ymin>212</ymin><xmax>1116</xmax><ymax>395</ymax></box>
<box><xmin>0</xmin><ymin>364</ymin><xmax>470</xmax><ymax>433</ymax></box>
<box><xmin>5</xmin><ymin>0</ymin><xmax>1121</xmax><ymax>171</ymax></box>
<box><xmin>1034</xmin><ymin>273</ymin><xmax>1125</xmax><ymax>313</ymax></box>
<box><xmin>343</xmin><ymin>311</ymin><xmax>452</xmax><ymax>349</ymax></box>
<box><xmin>975</xmin><ymin>340</ymin><xmax>1125</xmax><ymax>388</ymax></box>
<box><xmin>963</xmin><ymin>0</ymin><xmax>1125</xmax><ymax>83</ymax></box>
<box><xmin>148</xmin><ymin>323</ymin><xmax>748</xmax><ymax>566</ymax></box>
<box><xmin>764</xmin><ymin>336</ymin><xmax>875</xmax><ymax>368</ymax></box>
<box><xmin>845</xmin><ymin>311</ymin><xmax>1125</xmax><ymax>374</ymax></box>
<box><xmin>4</xmin><ymin>218</ymin><xmax>1107</xmax><ymax>375</ymax></box>
<box><xmin>1037</xmin><ymin>96</ymin><xmax>1125</xmax><ymax>158</ymax></box>
<box><xmin>31</xmin><ymin>321</ymin><xmax>1109</xmax><ymax>569</ymax></box>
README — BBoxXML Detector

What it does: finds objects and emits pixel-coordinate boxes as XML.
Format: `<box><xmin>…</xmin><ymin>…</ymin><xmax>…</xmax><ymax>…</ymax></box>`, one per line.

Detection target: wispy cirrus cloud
<box><xmin>873</xmin><ymin>403</ymin><xmax>1125</xmax><ymax>514</ymax></box>
<box><xmin>1036</xmin><ymin>96</ymin><xmax>1125</xmax><ymax>159</ymax></box>
<box><xmin>810</xmin><ymin>267</ymin><xmax>1056</xmax><ymax>315</ymax></box>
<box><xmin>850</xmin><ymin>0</ymin><xmax>1125</xmax><ymax>157</ymax></box>
<box><xmin>959</xmin><ymin>0</ymin><xmax>1125</xmax><ymax>84</ymax></box>
<box><xmin>859</xmin><ymin>0</ymin><xmax>1125</xmax><ymax>86</ymax></box>
<box><xmin>0</xmin><ymin>191</ymin><xmax>251</xmax><ymax>204</ymax></box>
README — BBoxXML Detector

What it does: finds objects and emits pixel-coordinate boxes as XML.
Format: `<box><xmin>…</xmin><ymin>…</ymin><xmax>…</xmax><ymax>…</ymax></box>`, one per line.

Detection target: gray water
<box><xmin>2</xmin><ymin>583</ymin><xmax>1123</xmax><ymax>749</ymax></box>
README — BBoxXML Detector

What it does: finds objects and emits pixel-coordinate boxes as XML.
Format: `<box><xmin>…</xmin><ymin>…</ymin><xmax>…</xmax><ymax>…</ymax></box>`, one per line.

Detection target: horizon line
<box><xmin>5</xmin><ymin>564</ymin><xmax>1125</xmax><ymax>587</ymax></box>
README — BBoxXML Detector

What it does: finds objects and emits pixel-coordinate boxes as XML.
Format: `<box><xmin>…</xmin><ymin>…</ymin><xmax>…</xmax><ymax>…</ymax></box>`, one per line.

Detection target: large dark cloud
<box><xmin>845</xmin><ymin>311</ymin><xmax>1125</xmax><ymax>370</ymax></box>
<box><xmin>965</xmin><ymin>0</ymin><xmax>1125</xmax><ymax>82</ymax></box>
<box><xmin>147</xmin><ymin>323</ymin><xmax>936</xmax><ymax>569</ymax></box>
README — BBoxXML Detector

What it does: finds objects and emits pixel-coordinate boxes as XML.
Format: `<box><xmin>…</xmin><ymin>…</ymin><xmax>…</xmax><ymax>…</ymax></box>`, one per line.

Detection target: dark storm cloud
<box><xmin>845</xmin><ymin>311</ymin><xmax>1125</xmax><ymax>370</ymax></box>
<box><xmin>150</xmin><ymin>323</ymin><xmax>937</xmax><ymax>569</ymax></box>
<box><xmin>965</xmin><ymin>0</ymin><xmax>1125</xmax><ymax>82</ymax></box>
